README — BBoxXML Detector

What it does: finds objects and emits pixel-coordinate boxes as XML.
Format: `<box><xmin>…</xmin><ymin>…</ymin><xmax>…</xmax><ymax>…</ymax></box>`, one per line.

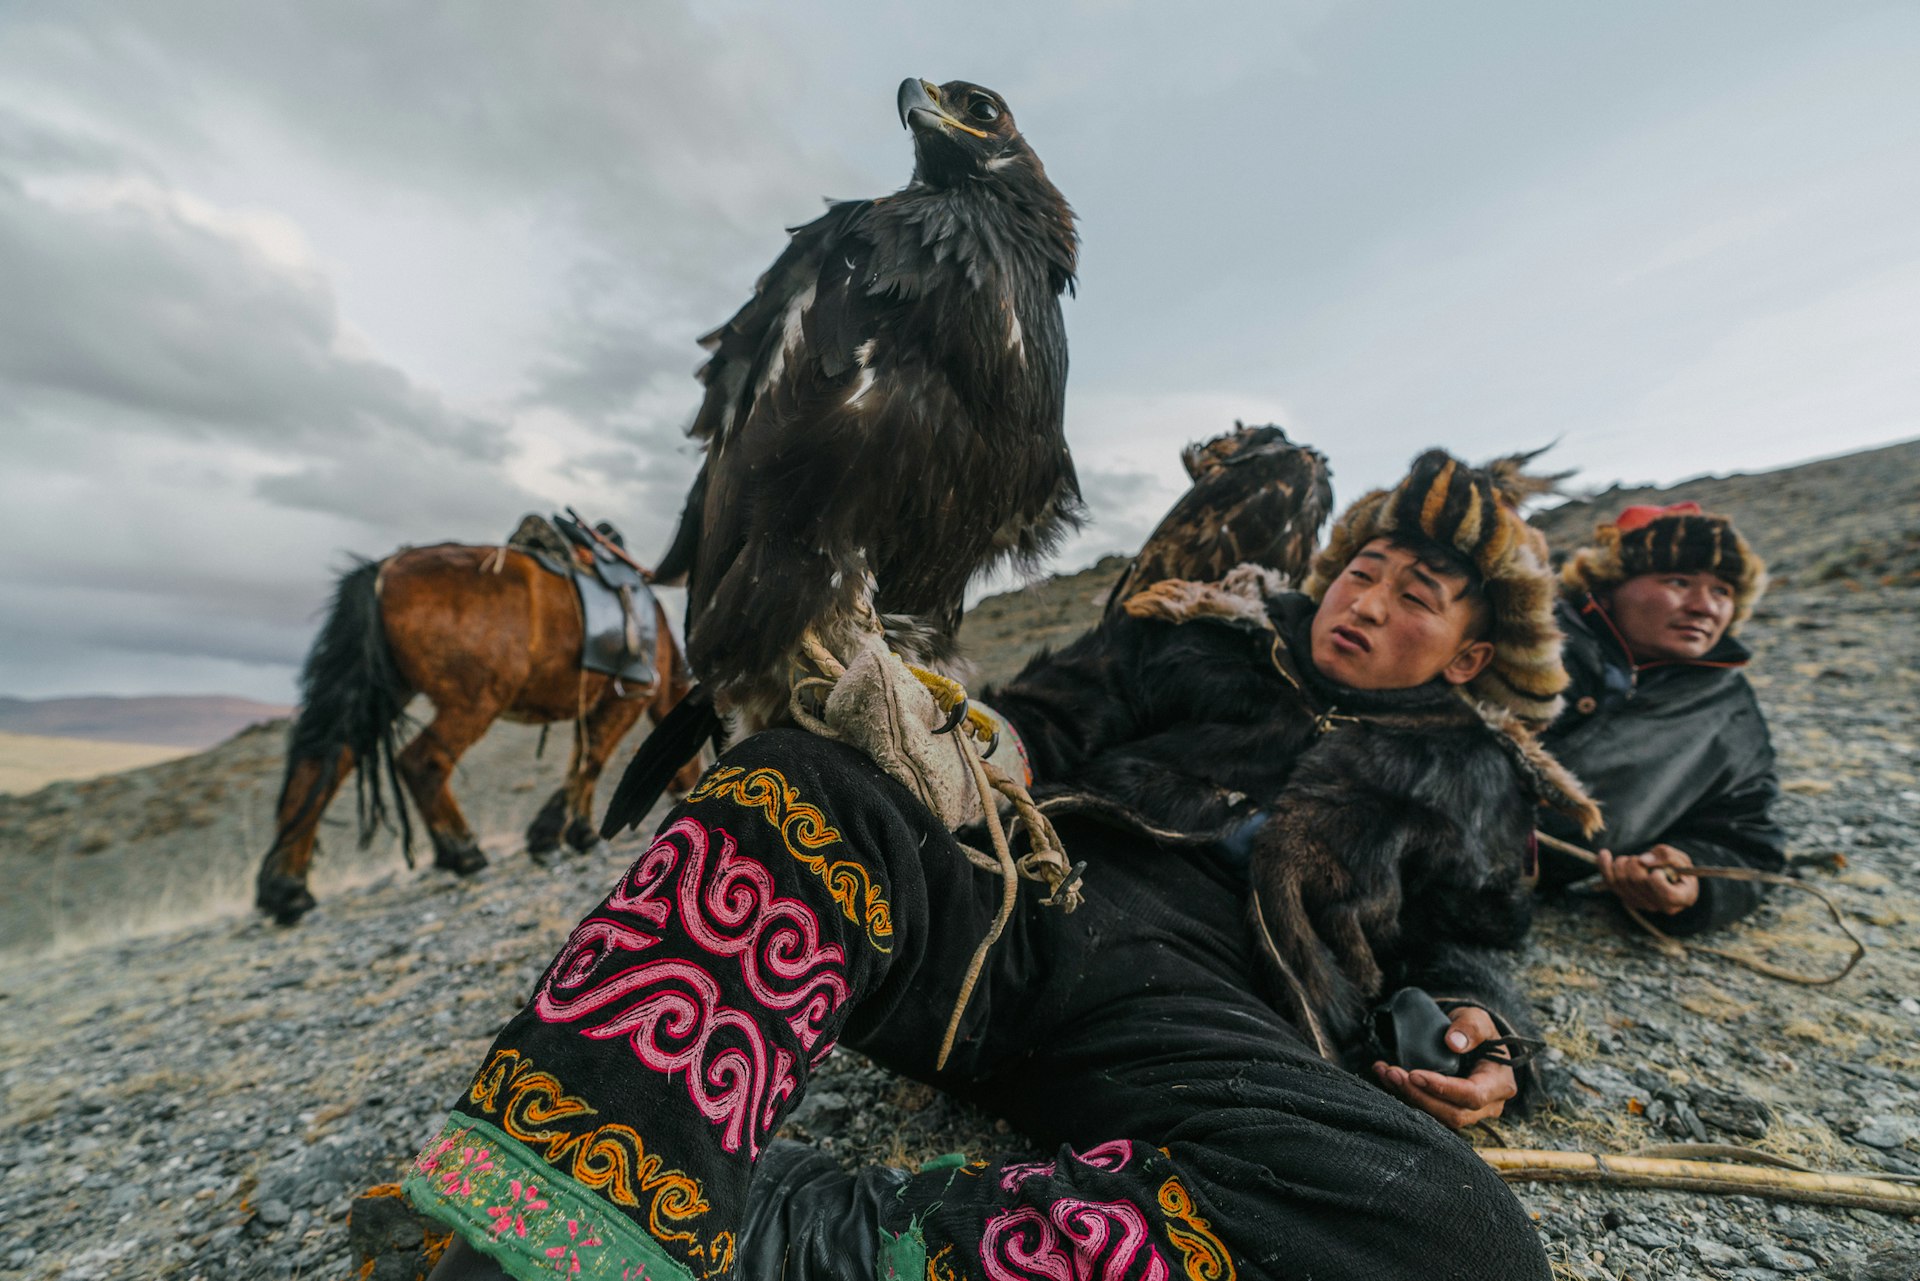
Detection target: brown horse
<box><xmin>254</xmin><ymin>543</ymin><xmax>703</xmax><ymax>924</ymax></box>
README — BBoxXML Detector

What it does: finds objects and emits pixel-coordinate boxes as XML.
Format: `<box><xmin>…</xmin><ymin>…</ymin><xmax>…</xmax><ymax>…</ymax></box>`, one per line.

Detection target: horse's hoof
<box><xmin>433</xmin><ymin>841</ymin><xmax>489</xmax><ymax>876</ymax></box>
<box><xmin>256</xmin><ymin>875</ymin><xmax>318</xmax><ymax>926</ymax></box>
<box><xmin>525</xmin><ymin>792</ymin><xmax>568</xmax><ymax>857</ymax></box>
<box><xmin>563</xmin><ymin>818</ymin><xmax>601</xmax><ymax>854</ymax></box>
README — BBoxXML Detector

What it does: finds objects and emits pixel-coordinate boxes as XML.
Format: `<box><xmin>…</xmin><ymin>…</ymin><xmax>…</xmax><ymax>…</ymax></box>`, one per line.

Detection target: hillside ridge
<box><xmin>0</xmin><ymin>693</ymin><xmax>294</xmax><ymax>749</ymax></box>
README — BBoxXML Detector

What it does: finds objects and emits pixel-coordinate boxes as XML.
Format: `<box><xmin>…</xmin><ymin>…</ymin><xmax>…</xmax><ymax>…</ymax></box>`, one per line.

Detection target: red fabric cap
<box><xmin>1615</xmin><ymin>501</ymin><xmax>1702</xmax><ymax>533</ymax></box>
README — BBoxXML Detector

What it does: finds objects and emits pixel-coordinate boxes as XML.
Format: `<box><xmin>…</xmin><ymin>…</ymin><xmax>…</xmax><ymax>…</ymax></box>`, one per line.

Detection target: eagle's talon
<box><xmin>906</xmin><ymin>663</ymin><xmax>975</xmax><ymax>735</ymax></box>
<box><xmin>935</xmin><ymin>698</ymin><xmax>969</xmax><ymax>735</ymax></box>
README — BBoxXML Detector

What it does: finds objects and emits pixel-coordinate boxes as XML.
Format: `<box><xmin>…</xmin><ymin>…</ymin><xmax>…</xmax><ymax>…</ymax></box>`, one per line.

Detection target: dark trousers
<box><xmin>408</xmin><ymin>729</ymin><xmax>1548</xmax><ymax>1281</ymax></box>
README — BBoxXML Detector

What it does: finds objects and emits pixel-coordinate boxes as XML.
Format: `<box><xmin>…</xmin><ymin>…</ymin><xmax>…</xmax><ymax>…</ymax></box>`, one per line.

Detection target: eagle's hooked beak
<box><xmin>897</xmin><ymin>78</ymin><xmax>991</xmax><ymax>140</ymax></box>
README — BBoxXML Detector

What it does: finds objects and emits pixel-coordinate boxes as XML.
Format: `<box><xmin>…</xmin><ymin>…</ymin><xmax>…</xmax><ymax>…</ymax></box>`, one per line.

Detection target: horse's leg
<box><xmin>561</xmin><ymin>687</ymin><xmax>647</xmax><ymax>853</ymax></box>
<box><xmin>256</xmin><ymin>747</ymin><xmax>351</xmax><ymax>924</ymax></box>
<box><xmin>396</xmin><ymin>705</ymin><xmax>498</xmax><ymax>875</ymax></box>
<box><xmin>524</xmin><ymin>786</ymin><xmax>570</xmax><ymax>862</ymax></box>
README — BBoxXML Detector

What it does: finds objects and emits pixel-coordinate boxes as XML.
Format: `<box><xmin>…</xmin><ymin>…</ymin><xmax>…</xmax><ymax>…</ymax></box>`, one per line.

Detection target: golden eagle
<box><xmin>1104</xmin><ymin>422</ymin><xmax>1334</xmax><ymax>615</ymax></box>
<box><xmin>605</xmin><ymin>78</ymin><xmax>1078</xmax><ymax>833</ymax></box>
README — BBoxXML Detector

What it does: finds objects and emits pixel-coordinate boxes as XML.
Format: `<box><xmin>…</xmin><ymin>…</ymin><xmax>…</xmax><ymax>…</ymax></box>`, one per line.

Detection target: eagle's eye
<box><xmin>967</xmin><ymin>96</ymin><xmax>1001</xmax><ymax>124</ymax></box>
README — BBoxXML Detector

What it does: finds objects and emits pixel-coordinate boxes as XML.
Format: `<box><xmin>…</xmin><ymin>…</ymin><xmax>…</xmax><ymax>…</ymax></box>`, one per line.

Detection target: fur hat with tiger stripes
<box><xmin>1560</xmin><ymin>502</ymin><xmax>1767</xmax><ymax>631</ymax></box>
<box><xmin>1303</xmin><ymin>447</ymin><xmax>1568</xmax><ymax>724</ymax></box>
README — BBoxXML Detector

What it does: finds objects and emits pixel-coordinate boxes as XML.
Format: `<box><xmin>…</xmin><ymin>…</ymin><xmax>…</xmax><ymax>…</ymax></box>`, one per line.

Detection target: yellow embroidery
<box><xmin>927</xmin><ymin>1242</ymin><xmax>971</xmax><ymax>1281</ymax></box>
<box><xmin>687</xmin><ymin>764</ymin><xmax>894</xmax><ymax>952</ymax></box>
<box><xmin>468</xmin><ymin>1049</ymin><xmax>719</xmax><ymax>1254</ymax></box>
<box><xmin>690</xmin><ymin>1230</ymin><xmax>735</xmax><ymax>1279</ymax></box>
<box><xmin>1157</xmin><ymin>1177</ymin><xmax>1236</xmax><ymax>1281</ymax></box>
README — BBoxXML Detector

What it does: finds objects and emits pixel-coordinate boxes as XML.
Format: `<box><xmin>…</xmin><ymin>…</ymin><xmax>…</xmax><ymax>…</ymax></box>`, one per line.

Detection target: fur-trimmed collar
<box><xmin>1123</xmin><ymin>567</ymin><xmax>1602</xmax><ymax>832</ymax></box>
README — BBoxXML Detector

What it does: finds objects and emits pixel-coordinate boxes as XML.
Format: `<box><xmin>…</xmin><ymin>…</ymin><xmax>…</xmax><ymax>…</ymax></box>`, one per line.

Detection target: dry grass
<box><xmin>3</xmin><ymin>1078</ymin><xmax>71</xmax><ymax>1127</ymax></box>
<box><xmin>1546</xmin><ymin>1007</ymin><xmax>1600</xmax><ymax>1061</ymax></box>
<box><xmin>1674</xmin><ymin>984</ymin><xmax>1756</xmax><ymax>1020</ymax></box>
<box><xmin>1835</xmin><ymin>1006</ymin><xmax>1908</xmax><ymax>1039</ymax></box>
<box><xmin>304</xmin><ymin>1098</ymin><xmax>360</xmax><ymax>1140</ymax></box>
<box><xmin>1782</xmin><ymin>1017</ymin><xmax>1867</xmax><ymax>1053</ymax></box>
<box><xmin>1869</xmin><ymin>1048</ymin><xmax>1920</xmax><ymax>1074</ymax></box>
<box><xmin>1756</xmin><ymin>1113</ymin><xmax>1856</xmax><ymax>1170</ymax></box>
<box><xmin>353</xmin><ymin>968</ymin><xmax>438</xmax><ymax>1007</ymax></box>
<box><xmin>1</xmin><ymin>1067</ymin><xmax>210</xmax><ymax>1127</ymax></box>
<box><xmin>1528</xmin><ymin>962</ymin><xmax>1604</xmax><ymax>992</ymax></box>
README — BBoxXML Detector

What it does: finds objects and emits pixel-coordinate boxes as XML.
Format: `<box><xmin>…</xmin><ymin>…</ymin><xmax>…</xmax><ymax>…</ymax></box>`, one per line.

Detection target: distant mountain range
<box><xmin>0</xmin><ymin>694</ymin><xmax>293</xmax><ymax>750</ymax></box>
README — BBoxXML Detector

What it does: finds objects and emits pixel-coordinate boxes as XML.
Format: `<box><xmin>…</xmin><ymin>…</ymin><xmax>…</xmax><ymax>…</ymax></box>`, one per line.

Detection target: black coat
<box><xmin>1539</xmin><ymin>594</ymin><xmax>1787</xmax><ymax>934</ymax></box>
<box><xmin>985</xmin><ymin>590</ymin><xmax>1559</xmax><ymax>1101</ymax></box>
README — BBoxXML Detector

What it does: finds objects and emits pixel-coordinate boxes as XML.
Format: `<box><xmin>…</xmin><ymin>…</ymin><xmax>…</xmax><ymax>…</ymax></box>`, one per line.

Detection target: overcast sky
<box><xmin>2</xmin><ymin>2</ymin><xmax>1916</xmax><ymax>703</ymax></box>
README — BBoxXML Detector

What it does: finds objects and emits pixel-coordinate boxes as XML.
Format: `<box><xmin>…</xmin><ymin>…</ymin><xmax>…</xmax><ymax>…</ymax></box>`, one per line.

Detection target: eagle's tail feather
<box><xmin>600</xmin><ymin>685</ymin><xmax>719</xmax><ymax>837</ymax></box>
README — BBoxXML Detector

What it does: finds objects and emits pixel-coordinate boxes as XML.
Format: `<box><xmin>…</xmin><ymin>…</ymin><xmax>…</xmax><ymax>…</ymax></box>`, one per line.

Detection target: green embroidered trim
<box><xmin>875</xmin><ymin>1219</ymin><xmax>928</xmax><ymax>1281</ymax></box>
<box><xmin>405</xmin><ymin>1114</ymin><xmax>696</xmax><ymax>1281</ymax></box>
<box><xmin>916</xmin><ymin>1152</ymin><xmax>968</xmax><ymax>1173</ymax></box>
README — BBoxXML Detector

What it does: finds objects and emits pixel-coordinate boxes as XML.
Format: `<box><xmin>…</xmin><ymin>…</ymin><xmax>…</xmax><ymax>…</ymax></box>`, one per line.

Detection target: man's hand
<box><xmin>1371</xmin><ymin>1006</ymin><xmax>1517</xmax><ymax>1130</ymax></box>
<box><xmin>1598</xmin><ymin>844</ymin><xmax>1699</xmax><ymax>914</ymax></box>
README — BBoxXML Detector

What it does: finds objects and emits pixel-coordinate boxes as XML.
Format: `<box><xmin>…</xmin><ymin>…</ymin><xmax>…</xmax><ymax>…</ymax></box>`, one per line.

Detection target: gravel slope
<box><xmin>3</xmin><ymin>448</ymin><xmax>1919</xmax><ymax>1280</ymax></box>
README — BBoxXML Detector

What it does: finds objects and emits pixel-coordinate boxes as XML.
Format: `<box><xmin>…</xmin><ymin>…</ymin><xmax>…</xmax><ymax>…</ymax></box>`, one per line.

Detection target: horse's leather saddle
<box><xmin>505</xmin><ymin>513</ymin><xmax>658</xmax><ymax>688</ymax></box>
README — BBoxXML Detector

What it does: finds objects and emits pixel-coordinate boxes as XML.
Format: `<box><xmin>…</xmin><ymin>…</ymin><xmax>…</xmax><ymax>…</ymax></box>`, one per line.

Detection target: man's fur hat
<box><xmin>1560</xmin><ymin>502</ymin><xmax>1767</xmax><ymax>631</ymax></box>
<box><xmin>1303</xmin><ymin>448</ymin><xmax>1567</xmax><ymax>723</ymax></box>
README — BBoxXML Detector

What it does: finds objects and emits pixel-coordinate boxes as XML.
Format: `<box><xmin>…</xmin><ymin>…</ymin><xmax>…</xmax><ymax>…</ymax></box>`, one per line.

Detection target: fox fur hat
<box><xmin>1303</xmin><ymin>448</ymin><xmax>1567</xmax><ymax>723</ymax></box>
<box><xmin>1560</xmin><ymin>502</ymin><xmax>1767</xmax><ymax>632</ymax></box>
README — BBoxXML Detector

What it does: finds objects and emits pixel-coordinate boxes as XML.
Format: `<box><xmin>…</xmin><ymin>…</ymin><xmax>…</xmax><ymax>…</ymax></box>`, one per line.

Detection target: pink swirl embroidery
<box><xmin>533</xmin><ymin>817</ymin><xmax>847</xmax><ymax>1156</ymax></box>
<box><xmin>1000</xmin><ymin>1159</ymin><xmax>1057</xmax><ymax>1193</ymax></box>
<box><xmin>605</xmin><ymin>817</ymin><xmax>851</xmax><ymax>1049</ymax></box>
<box><xmin>1000</xmin><ymin>1141</ymin><xmax>1137</xmax><ymax>1192</ymax></box>
<box><xmin>539</xmin><ymin>954</ymin><xmax>794</xmax><ymax>1157</ymax></box>
<box><xmin>1073</xmin><ymin>1141</ymin><xmax>1135</xmax><ymax>1174</ymax></box>
<box><xmin>982</xmin><ymin>1199</ymin><xmax>1171</xmax><ymax>1281</ymax></box>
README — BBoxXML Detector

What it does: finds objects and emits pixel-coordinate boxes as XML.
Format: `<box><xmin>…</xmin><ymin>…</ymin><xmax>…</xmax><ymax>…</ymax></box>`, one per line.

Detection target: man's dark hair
<box><xmin>1378</xmin><ymin>531</ymin><xmax>1492</xmax><ymax>641</ymax></box>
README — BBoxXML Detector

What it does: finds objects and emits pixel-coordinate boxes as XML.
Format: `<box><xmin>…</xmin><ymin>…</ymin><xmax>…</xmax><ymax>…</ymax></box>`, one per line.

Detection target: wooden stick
<box><xmin>1535</xmin><ymin>830</ymin><xmax>1864</xmax><ymax>985</ymax></box>
<box><xmin>1479</xmin><ymin>1147</ymin><xmax>1920</xmax><ymax>1216</ymax></box>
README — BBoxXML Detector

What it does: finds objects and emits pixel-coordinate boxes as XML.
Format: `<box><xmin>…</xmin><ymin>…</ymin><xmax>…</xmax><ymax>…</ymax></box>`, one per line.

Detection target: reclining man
<box><xmin>1538</xmin><ymin>502</ymin><xmax>1786</xmax><ymax>931</ymax></box>
<box><xmin>413</xmin><ymin>450</ymin><xmax>1593</xmax><ymax>1281</ymax></box>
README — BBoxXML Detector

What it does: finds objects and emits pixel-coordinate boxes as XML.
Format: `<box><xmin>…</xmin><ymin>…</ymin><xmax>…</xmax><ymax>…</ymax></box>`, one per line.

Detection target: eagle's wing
<box><xmin>1106</xmin><ymin>428</ymin><xmax>1334</xmax><ymax>615</ymax></box>
<box><xmin>680</xmin><ymin>204</ymin><xmax>977</xmax><ymax>690</ymax></box>
<box><xmin>652</xmin><ymin>202</ymin><xmax>870</xmax><ymax>588</ymax></box>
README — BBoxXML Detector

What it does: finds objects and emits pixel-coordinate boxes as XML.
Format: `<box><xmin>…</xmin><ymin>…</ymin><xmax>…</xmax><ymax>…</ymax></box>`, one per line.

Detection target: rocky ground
<box><xmin>3</xmin><ymin>445</ymin><xmax>1919</xmax><ymax>1280</ymax></box>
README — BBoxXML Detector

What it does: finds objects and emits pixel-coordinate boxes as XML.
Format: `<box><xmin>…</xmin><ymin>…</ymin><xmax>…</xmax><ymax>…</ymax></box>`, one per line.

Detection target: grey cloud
<box><xmin>0</xmin><ymin>110</ymin><xmax>142</xmax><ymax>176</ymax></box>
<box><xmin>0</xmin><ymin>161</ymin><xmax>504</xmax><ymax>459</ymax></box>
<box><xmin>0</xmin><ymin>2</ymin><xmax>897</xmax><ymax>453</ymax></box>
<box><xmin>253</xmin><ymin>433</ymin><xmax>543</xmax><ymax>535</ymax></box>
<box><xmin>548</xmin><ymin>405</ymin><xmax>704</xmax><ymax>562</ymax></box>
<box><xmin>5</xmin><ymin>4</ymin><xmax>866</xmax><ymax>275</ymax></box>
<box><xmin>0</xmin><ymin>587</ymin><xmax>308</xmax><ymax>701</ymax></box>
<box><xmin>0</xmin><ymin>105</ymin><xmax>542</xmax><ymax>549</ymax></box>
<box><xmin>1077</xmin><ymin>465</ymin><xmax>1165</xmax><ymax>516</ymax></box>
<box><xmin>523</xmin><ymin>312</ymin><xmax>702</xmax><ymax>420</ymax></box>
<box><xmin>0</xmin><ymin>583</ymin><xmax>313</xmax><ymax>671</ymax></box>
<box><xmin>1057</xmin><ymin>464</ymin><xmax>1183</xmax><ymax>566</ymax></box>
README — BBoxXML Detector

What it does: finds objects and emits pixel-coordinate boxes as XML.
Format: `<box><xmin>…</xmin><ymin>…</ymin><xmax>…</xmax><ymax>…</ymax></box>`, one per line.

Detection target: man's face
<box><xmin>1310</xmin><ymin>538</ymin><xmax>1494</xmax><ymax>690</ymax></box>
<box><xmin>1607</xmin><ymin>571</ymin><xmax>1734</xmax><ymax>662</ymax></box>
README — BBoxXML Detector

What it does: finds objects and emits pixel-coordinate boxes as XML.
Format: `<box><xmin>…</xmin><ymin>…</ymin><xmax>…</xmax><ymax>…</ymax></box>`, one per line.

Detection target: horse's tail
<box><xmin>274</xmin><ymin>558</ymin><xmax>416</xmax><ymax>859</ymax></box>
